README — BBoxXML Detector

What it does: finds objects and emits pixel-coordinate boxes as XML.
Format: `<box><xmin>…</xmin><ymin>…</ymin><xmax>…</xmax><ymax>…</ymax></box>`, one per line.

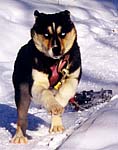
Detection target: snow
<box><xmin>0</xmin><ymin>0</ymin><xmax>118</xmax><ymax>149</ymax></box>
<box><xmin>61</xmin><ymin>96</ymin><xmax>118</xmax><ymax>150</ymax></box>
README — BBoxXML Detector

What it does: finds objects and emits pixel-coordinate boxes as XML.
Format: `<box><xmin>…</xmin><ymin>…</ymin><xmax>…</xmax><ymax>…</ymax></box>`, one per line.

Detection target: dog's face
<box><xmin>31</xmin><ymin>10</ymin><xmax>77</xmax><ymax>59</ymax></box>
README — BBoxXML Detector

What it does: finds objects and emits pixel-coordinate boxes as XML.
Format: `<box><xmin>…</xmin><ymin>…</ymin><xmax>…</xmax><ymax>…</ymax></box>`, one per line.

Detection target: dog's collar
<box><xmin>49</xmin><ymin>54</ymin><xmax>70</xmax><ymax>89</ymax></box>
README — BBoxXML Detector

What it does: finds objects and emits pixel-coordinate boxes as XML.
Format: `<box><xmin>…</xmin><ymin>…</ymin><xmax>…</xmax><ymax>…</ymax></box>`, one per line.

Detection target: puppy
<box><xmin>11</xmin><ymin>10</ymin><xmax>82</xmax><ymax>144</ymax></box>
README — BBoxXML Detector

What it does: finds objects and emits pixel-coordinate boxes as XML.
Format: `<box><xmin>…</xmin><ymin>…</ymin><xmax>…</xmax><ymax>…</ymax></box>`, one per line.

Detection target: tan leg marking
<box><xmin>10</xmin><ymin>125</ymin><xmax>28</xmax><ymax>144</ymax></box>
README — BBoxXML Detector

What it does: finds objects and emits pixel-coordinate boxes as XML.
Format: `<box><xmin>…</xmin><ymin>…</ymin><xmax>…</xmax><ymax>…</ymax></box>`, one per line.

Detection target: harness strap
<box><xmin>49</xmin><ymin>54</ymin><xmax>70</xmax><ymax>88</ymax></box>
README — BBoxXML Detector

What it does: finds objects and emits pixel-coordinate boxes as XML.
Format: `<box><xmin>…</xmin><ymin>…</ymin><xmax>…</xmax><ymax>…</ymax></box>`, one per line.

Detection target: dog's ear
<box><xmin>34</xmin><ymin>10</ymin><xmax>46</xmax><ymax>19</ymax></box>
<box><xmin>59</xmin><ymin>10</ymin><xmax>71</xmax><ymax>21</ymax></box>
<box><xmin>34</xmin><ymin>10</ymin><xmax>40</xmax><ymax>18</ymax></box>
<box><xmin>60</xmin><ymin>10</ymin><xmax>70</xmax><ymax>17</ymax></box>
<box><xmin>59</xmin><ymin>10</ymin><xmax>71</xmax><ymax>22</ymax></box>
<box><xmin>63</xmin><ymin>10</ymin><xmax>70</xmax><ymax>16</ymax></box>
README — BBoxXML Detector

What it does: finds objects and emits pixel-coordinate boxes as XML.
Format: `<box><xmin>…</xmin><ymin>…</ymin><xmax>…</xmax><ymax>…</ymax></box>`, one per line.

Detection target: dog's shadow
<box><xmin>0</xmin><ymin>104</ymin><xmax>49</xmax><ymax>137</ymax></box>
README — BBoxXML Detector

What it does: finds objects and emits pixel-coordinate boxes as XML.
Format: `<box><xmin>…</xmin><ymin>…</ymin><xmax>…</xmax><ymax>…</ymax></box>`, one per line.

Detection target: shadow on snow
<box><xmin>0</xmin><ymin>104</ymin><xmax>49</xmax><ymax>137</ymax></box>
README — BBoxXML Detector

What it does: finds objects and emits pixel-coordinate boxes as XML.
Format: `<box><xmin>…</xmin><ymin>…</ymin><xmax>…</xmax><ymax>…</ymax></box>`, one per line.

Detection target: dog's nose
<box><xmin>52</xmin><ymin>46</ymin><xmax>61</xmax><ymax>56</ymax></box>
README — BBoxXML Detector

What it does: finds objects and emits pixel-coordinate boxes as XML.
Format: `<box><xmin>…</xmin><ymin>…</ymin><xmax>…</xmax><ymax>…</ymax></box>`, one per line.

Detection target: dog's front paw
<box><xmin>49</xmin><ymin>115</ymin><xmax>65</xmax><ymax>133</ymax></box>
<box><xmin>11</xmin><ymin>134</ymin><xmax>28</xmax><ymax>144</ymax></box>
<box><xmin>10</xmin><ymin>125</ymin><xmax>28</xmax><ymax>144</ymax></box>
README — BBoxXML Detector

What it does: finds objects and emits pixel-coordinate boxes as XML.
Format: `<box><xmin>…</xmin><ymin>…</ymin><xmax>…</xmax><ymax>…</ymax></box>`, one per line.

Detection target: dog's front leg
<box><xmin>32</xmin><ymin>69</ymin><xmax>64</xmax><ymax>132</ymax></box>
<box><xmin>11</xmin><ymin>84</ymin><xmax>31</xmax><ymax>144</ymax></box>
<box><xmin>50</xmin><ymin>68</ymin><xmax>81</xmax><ymax>132</ymax></box>
<box><xmin>32</xmin><ymin>85</ymin><xmax>65</xmax><ymax>133</ymax></box>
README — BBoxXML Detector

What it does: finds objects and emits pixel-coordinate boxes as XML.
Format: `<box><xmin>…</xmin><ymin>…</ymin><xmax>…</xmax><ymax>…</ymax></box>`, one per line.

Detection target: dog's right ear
<box><xmin>34</xmin><ymin>10</ymin><xmax>46</xmax><ymax>19</ymax></box>
<box><xmin>34</xmin><ymin>10</ymin><xmax>40</xmax><ymax>19</ymax></box>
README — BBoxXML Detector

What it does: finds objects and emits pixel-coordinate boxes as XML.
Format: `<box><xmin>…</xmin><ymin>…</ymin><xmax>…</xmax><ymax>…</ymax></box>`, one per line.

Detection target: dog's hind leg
<box><xmin>11</xmin><ymin>83</ymin><xmax>31</xmax><ymax>144</ymax></box>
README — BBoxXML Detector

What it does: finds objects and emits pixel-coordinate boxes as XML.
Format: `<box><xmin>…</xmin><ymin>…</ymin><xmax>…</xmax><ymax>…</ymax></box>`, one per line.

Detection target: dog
<box><xmin>11</xmin><ymin>10</ymin><xmax>82</xmax><ymax>144</ymax></box>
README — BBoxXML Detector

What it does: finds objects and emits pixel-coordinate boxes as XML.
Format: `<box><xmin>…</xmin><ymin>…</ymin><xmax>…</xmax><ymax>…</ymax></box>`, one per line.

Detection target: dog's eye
<box><xmin>44</xmin><ymin>33</ymin><xmax>50</xmax><ymax>38</ymax></box>
<box><xmin>61</xmin><ymin>32</ymin><xmax>66</xmax><ymax>36</ymax></box>
<box><xmin>59</xmin><ymin>32</ymin><xmax>66</xmax><ymax>38</ymax></box>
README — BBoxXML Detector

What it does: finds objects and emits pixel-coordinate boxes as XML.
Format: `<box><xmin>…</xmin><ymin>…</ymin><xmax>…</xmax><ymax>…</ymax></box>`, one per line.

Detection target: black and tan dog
<box><xmin>11</xmin><ymin>10</ymin><xmax>82</xmax><ymax>144</ymax></box>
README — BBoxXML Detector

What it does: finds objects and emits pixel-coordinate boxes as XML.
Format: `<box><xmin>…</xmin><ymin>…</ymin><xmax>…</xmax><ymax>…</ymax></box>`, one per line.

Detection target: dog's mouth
<box><xmin>48</xmin><ymin>47</ymin><xmax>63</xmax><ymax>59</ymax></box>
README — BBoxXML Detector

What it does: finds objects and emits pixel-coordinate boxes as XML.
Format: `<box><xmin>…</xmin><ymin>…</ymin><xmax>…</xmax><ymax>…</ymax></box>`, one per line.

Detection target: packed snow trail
<box><xmin>1</xmin><ymin>94</ymin><xmax>116</xmax><ymax>150</ymax></box>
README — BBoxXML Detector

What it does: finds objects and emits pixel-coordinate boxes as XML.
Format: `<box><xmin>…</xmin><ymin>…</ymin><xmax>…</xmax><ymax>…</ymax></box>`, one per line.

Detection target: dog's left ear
<box><xmin>60</xmin><ymin>10</ymin><xmax>70</xmax><ymax>17</ymax></box>
<box><xmin>64</xmin><ymin>10</ymin><xmax>70</xmax><ymax>16</ymax></box>
<box><xmin>59</xmin><ymin>10</ymin><xmax>71</xmax><ymax>21</ymax></box>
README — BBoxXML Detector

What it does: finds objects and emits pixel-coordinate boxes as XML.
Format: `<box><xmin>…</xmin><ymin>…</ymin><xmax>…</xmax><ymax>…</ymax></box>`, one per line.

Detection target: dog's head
<box><xmin>31</xmin><ymin>10</ymin><xmax>77</xmax><ymax>59</ymax></box>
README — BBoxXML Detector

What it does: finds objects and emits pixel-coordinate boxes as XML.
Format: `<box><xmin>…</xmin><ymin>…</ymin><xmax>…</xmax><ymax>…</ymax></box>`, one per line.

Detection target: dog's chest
<box><xmin>32</xmin><ymin>54</ymin><xmax>70</xmax><ymax>89</ymax></box>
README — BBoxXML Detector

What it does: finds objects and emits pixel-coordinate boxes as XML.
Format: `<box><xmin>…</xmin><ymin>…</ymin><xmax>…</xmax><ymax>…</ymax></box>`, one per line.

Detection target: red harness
<box><xmin>49</xmin><ymin>55</ymin><xmax>70</xmax><ymax>87</ymax></box>
<box><xmin>49</xmin><ymin>54</ymin><xmax>77</xmax><ymax>107</ymax></box>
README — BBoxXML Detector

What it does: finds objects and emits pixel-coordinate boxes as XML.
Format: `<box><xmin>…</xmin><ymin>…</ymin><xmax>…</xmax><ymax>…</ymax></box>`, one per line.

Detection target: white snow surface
<box><xmin>0</xmin><ymin>0</ymin><xmax>118</xmax><ymax>149</ymax></box>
